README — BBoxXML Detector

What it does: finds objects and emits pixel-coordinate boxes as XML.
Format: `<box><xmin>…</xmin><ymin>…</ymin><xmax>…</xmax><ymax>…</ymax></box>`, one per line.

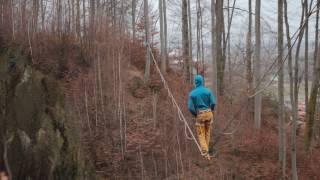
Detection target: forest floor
<box><xmin>91</xmin><ymin>59</ymin><xmax>320</xmax><ymax>180</ymax></box>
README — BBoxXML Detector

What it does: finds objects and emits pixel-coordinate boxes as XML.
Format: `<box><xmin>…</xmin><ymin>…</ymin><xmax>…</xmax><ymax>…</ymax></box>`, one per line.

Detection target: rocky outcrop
<box><xmin>0</xmin><ymin>47</ymin><xmax>94</xmax><ymax>180</ymax></box>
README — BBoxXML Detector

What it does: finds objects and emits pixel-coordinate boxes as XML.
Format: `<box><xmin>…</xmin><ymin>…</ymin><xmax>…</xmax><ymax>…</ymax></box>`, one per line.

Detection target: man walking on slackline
<box><xmin>188</xmin><ymin>75</ymin><xmax>216</xmax><ymax>160</ymax></box>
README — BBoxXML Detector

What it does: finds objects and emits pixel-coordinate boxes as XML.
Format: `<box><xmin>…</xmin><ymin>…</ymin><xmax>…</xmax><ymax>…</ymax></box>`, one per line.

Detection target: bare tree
<box><xmin>159</xmin><ymin>0</ymin><xmax>166</xmax><ymax>73</ymax></box>
<box><xmin>254</xmin><ymin>0</ymin><xmax>262</xmax><ymax>129</ymax></box>
<box><xmin>216</xmin><ymin>0</ymin><xmax>224</xmax><ymax>95</ymax></box>
<box><xmin>314</xmin><ymin>0</ymin><xmax>319</xmax><ymax>74</ymax></box>
<box><xmin>196</xmin><ymin>0</ymin><xmax>201</xmax><ymax>74</ymax></box>
<box><xmin>278</xmin><ymin>0</ymin><xmax>286</xmax><ymax>177</ymax></box>
<box><xmin>182</xmin><ymin>0</ymin><xmax>190</xmax><ymax>82</ymax></box>
<box><xmin>144</xmin><ymin>0</ymin><xmax>151</xmax><ymax>82</ymax></box>
<box><xmin>82</xmin><ymin>0</ymin><xmax>87</xmax><ymax>39</ymax></box>
<box><xmin>89</xmin><ymin>0</ymin><xmax>95</xmax><ymax>41</ymax></box>
<box><xmin>76</xmin><ymin>0</ymin><xmax>81</xmax><ymax>38</ymax></box>
<box><xmin>163</xmin><ymin>0</ymin><xmax>168</xmax><ymax>70</ymax></box>
<box><xmin>32</xmin><ymin>0</ymin><xmax>39</xmax><ymax>32</ymax></box>
<box><xmin>21</xmin><ymin>0</ymin><xmax>27</xmax><ymax>33</ymax></box>
<box><xmin>57</xmin><ymin>0</ymin><xmax>62</xmax><ymax>33</ymax></box>
<box><xmin>305</xmin><ymin>0</ymin><xmax>320</xmax><ymax>149</ymax></box>
<box><xmin>41</xmin><ymin>0</ymin><xmax>47</xmax><ymax>31</ymax></box>
<box><xmin>200</xmin><ymin>3</ymin><xmax>204</xmax><ymax>75</ymax></box>
<box><xmin>312</xmin><ymin>0</ymin><xmax>320</xmax><ymax>139</ymax></box>
<box><xmin>246</xmin><ymin>0</ymin><xmax>253</xmax><ymax>97</ymax></box>
<box><xmin>284</xmin><ymin>0</ymin><xmax>298</xmax><ymax>178</ymax></box>
<box><xmin>132</xmin><ymin>0</ymin><xmax>136</xmax><ymax>40</ymax></box>
<box><xmin>305</xmin><ymin>51</ymin><xmax>320</xmax><ymax>149</ymax></box>
<box><xmin>187</xmin><ymin>0</ymin><xmax>192</xmax><ymax>80</ymax></box>
<box><xmin>305</xmin><ymin>0</ymin><xmax>309</xmax><ymax>112</ymax></box>
<box><xmin>211</xmin><ymin>0</ymin><xmax>217</xmax><ymax>93</ymax></box>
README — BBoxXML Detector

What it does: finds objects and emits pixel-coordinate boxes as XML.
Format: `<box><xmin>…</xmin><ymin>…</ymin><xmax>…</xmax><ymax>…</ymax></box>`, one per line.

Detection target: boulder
<box><xmin>0</xmin><ymin>48</ymin><xmax>95</xmax><ymax>180</ymax></box>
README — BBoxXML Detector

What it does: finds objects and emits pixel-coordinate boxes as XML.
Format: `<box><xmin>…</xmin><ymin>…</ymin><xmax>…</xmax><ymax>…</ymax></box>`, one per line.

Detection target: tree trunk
<box><xmin>41</xmin><ymin>0</ymin><xmax>46</xmax><ymax>31</ymax></box>
<box><xmin>82</xmin><ymin>0</ymin><xmax>87</xmax><ymax>39</ymax></box>
<box><xmin>196</xmin><ymin>0</ymin><xmax>201</xmax><ymax>74</ymax></box>
<box><xmin>21</xmin><ymin>0</ymin><xmax>27</xmax><ymax>33</ymax></box>
<box><xmin>211</xmin><ymin>0</ymin><xmax>217</xmax><ymax>93</ymax></box>
<box><xmin>200</xmin><ymin>5</ymin><xmax>205</xmax><ymax>77</ymax></box>
<box><xmin>76</xmin><ymin>0</ymin><xmax>81</xmax><ymax>39</ymax></box>
<box><xmin>163</xmin><ymin>0</ymin><xmax>168</xmax><ymax>70</ymax></box>
<box><xmin>254</xmin><ymin>0</ymin><xmax>262</xmax><ymax>129</ymax></box>
<box><xmin>284</xmin><ymin>0</ymin><xmax>298</xmax><ymax>179</ymax></box>
<box><xmin>304</xmin><ymin>0</ymin><xmax>309</xmax><ymax>115</ymax></box>
<box><xmin>71</xmin><ymin>0</ymin><xmax>75</xmax><ymax>34</ymax></box>
<box><xmin>305</xmin><ymin>0</ymin><xmax>320</xmax><ymax>150</ymax></box>
<box><xmin>246</xmin><ymin>0</ymin><xmax>253</xmax><ymax>97</ymax></box>
<box><xmin>132</xmin><ymin>0</ymin><xmax>136</xmax><ymax>40</ymax></box>
<box><xmin>187</xmin><ymin>0</ymin><xmax>193</xmax><ymax>81</ymax></box>
<box><xmin>144</xmin><ymin>0</ymin><xmax>151</xmax><ymax>82</ymax></box>
<box><xmin>32</xmin><ymin>0</ymin><xmax>39</xmax><ymax>32</ymax></box>
<box><xmin>57</xmin><ymin>0</ymin><xmax>62</xmax><ymax>34</ymax></box>
<box><xmin>314</xmin><ymin>0</ymin><xmax>319</xmax><ymax>74</ymax></box>
<box><xmin>89</xmin><ymin>0</ymin><xmax>95</xmax><ymax>42</ymax></box>
<box><xmin>305</xmin><ymin>50</ymin><xmax>320</xmax><ymax>148</ymax></box>
<box><xmin>305</xmin><ymin>0</ymin><xmax>309</xmax><ymax>113</ymax></box>
<box><xmin>159</xmin><ymin>0</ymin><xmax>166</xmax><ymax>73</ymax></box>
<box><xmin>227</xmin><ymin>0</ymin><xmax>231</xmax><ymax>92</ymax></box>
<box><xmin>216</xmin><ymin>0</ymin><xmax>224</xmax><ymax>95</ymax></box>
<box><xmin>312</xmin><ymin>0</ymin><xmax>320</xmax><ymax>140</ymax></box>
<box><xmin>278</xmin><ymin>0</ymin><xmax>286</xmax><ymax>177</ymax></box>
<box><xmin>182</xmin><ymin>0</ymin><xmax>190</xmax><ymax>82</ymax></box>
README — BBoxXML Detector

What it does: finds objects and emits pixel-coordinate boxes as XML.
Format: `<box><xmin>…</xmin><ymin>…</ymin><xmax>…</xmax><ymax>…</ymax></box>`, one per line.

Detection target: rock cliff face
<box><xmin>0</xmin><ymin>47</ymin><xmax>94</xmax><ymax>180</ymax></box>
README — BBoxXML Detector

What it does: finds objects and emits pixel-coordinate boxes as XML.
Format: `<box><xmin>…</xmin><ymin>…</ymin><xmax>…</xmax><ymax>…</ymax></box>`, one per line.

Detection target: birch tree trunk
<box><xmin>254</xmin><ymin>0</ymin><xmax>262</xmax><ymax>129</ymax></box>
<box><xmin>144</xmin><ymin>0</ymin><xmax>151</xmax><ymax>82</ymax></box>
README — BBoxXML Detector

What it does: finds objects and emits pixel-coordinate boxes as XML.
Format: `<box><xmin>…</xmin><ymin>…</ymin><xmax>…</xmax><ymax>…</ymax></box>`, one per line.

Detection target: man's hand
<box><xmin>210</xmin><ymin>104</ymin><xmax>215</xmax><ymax>111</ymax></box>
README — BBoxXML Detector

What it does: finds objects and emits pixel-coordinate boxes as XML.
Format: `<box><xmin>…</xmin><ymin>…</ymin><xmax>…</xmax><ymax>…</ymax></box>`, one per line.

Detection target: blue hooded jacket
<box><xmin>188</xmin><ymin>75</ymin><xmax>216</xmax><ymax>117</ymax></box>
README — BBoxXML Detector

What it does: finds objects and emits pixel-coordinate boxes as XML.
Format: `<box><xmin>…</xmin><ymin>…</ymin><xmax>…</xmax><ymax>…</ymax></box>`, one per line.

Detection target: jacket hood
<box><xmin>194</xmin><ymin>75</ymin><xmax>204</xmax><ymax>87</ymax></box>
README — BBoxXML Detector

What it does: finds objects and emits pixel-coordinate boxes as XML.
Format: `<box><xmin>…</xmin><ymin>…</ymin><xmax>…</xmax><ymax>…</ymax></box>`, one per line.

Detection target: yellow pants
<box><xmin>196</xmin><ymin>111</ymin><xmax>213</xmax><ymax>154</ymax></box>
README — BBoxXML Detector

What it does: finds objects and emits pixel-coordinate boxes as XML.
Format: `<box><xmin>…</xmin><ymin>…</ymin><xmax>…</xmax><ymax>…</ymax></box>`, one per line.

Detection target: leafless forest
<box><xmin>0</xmin><ymin>0</ymin><xmax>319</xmax><ymax>179</ymax></box>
